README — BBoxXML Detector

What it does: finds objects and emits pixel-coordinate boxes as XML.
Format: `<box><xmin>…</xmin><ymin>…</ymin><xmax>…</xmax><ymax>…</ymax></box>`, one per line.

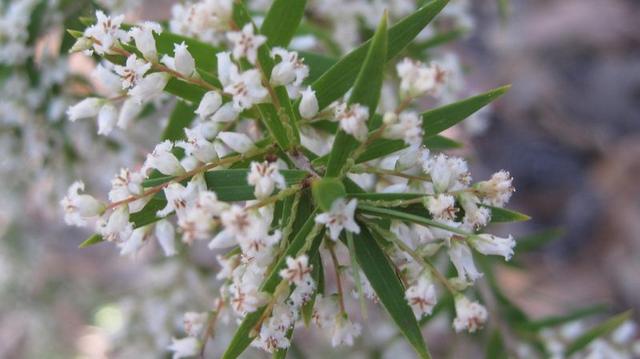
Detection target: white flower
<box><xmin>315</xmin><ymin>198</ymin><xmax>360</xmax><ymax>240</ymax></box>
<box><xmin>299</xmin><ymin>86</ymin><xmax>319</xmax><ymax>119</ymax></box>
<box><xmin>217</xmin><ymin>131</ymin><xmax>256</xmax><ymax>154</ymax></box>
<box><xmin>142</xmin><ymin>140</ymin><xmax>185</xmax><ymax>176</ymax></box>
<box><xmin>195</xmin><ymin>91</ymin><xmax>222</xmax><ymax>118</ymax></box>
<box><xmin>117</xmin><ymin>98</ymin><xmax>143</xmax><ymax>129</ymax></box>
<box><xmin>224</xmin><ymin>68</ymin><xmax>268</xmax><ymax>110</ymax></box>
<box><xmin>469</xmin><ymin>234</ymin><xmax>515</xmax><ymax>260</ymax></box>
<box><xmin>176</xmin><ymin>127</ymin><xmax>218</xmax><ymax>163</ymax></box>
<box><xmin>129</xmin><ymin>21</ymin><xmax>162</xmax><ymax>62</ymax></box>
<box><xmin>108</xmin><ymin>168</ymin><xmax>149</xmax><ymax>213</ymax></box>
<box><xmin>97</xmin><ymin>103</ymin><xmax>118</xmax><ymax>135</ymax></box>
<box><xmin>396</xmin><ymin>58</ymin><xmax>447</xmax><ymax>98</ymax></box>
<box><xmin>174</xmin><ymin>42</ymin><xmax>196</xmax><ymax>77</ymax></box>
<box><xmin>67</xmin><ymin>98</ymin><xmax>103</xmax><ymax>122</ymax></box>
<box><xmin>247</xmin><ymin>161</ymin><xmax>286</xmax><ymax>199</ymax></box>
<box><xmin>187</xmin><ymin>0</ymin><xmax>233</xmax><ymax>33</ymax></box>
<box><xmin>331</xmin><ymin>317</ymin><xmax>361</xmax><ymax>347</ymax></box>
<box><xmin>129</xmin><ymin>72</ymin><xmax>170</xmax><ymax>104</ymax></box>
<box><xmin>448</xmin><ymin>239</ymin><xmax>482</xmax><ymax>282</ymax></box>
<box><xmin>118</xmin><ymin>226</ymin><xmax>149</xmax><ymax>257</ymax></box>
<box><xmin>335</xmin><ymin>103</ymin><xmax>369</xmax><ymax>142</ymax></box>
<box><xmin>279</xmin><ymin>255</ymin><xmax>313</xmax><ymax>286</ymax></box>
<box><xmin>216</xmin><ymin>51</ymin><xmax>236</xmax><ymax>87</ymax></box>
<box><xmin>405</xmin><ymin>277</ymin><xmax>437</xmax><ymax>319</ymax></box>
<box><xmin>312</xmin><ymin>295</ymin><xmax>339</xmax><ymax>329</ymax></box>
<box><xmin>270</xmin><ymin>47</ymin><xmax>309</xmax><ymax>97</ymax></box>
<box><xmin>459</xmin><ymin>192</ymin><xmax>491</xmax><ymax>229</ymax></box>
<box><xmin>211</xmin><ymin>102</ymin><xmax>240</xmax><ymax>123</ymax></box>
<box><xmin>157</xmin><ymin>179</ymin><xmax>204</xmax><ymax>218</ymax></box>
<box><xmin>453</xmin><ymin>295</ymin><xmax>488</xmax><ymax>333</ymax></box>
<box><xmin>114</xmin><ymin>54</ymin><xmax>151</xmax><ymax>89</ymax></box>
<box><xmin>168</xmin><ymin>337</ymin><xmax>201</xmax><ymax>359</ymax></box>
<box><xmin>426</xmin><ymin>194</ymin><xmax>457</xmax><ymax>221</ymax></box>
<box><xmin>155</xmin><ymin>219</ymin><xmax>177</xmax><ymax>256</ymax></box>
<box><xmin>83</xmin><ymin>11</ymin><xmax>129</xmax><ymax>55</ymax></box>
<box><xmin>60</xmin><ymin>181</ymin><xmax>104</xmax><ymax>226</ymax></box>
<box><xmin>476</xmin><ymin>170</ymin><xmax>514</xmax><ymax>207</ymax></box>
<box><xmin>209</xmin><ymin>205</ymin><xmax>259</xmax><ymax>249</ymax></box>
<box><xmin>97</xmin><ymin>205</ymin><xmax>132</xmax><ymax>242</ymax></box>
<box><xmin>93</xmin><ymin>64</ymin><xmax>123</xmax><ymax>96</ymax></box>
<box><xmin>383</xmin><ymin>111</ymin><xmax>424</xmax><ymax>148</ymax></box>
<box><xmin>183</xmin><ymin>312</ymin><xmax>208</xmax><ymax>337</ymax></box>
<box><xmin>423</xmin><ymin>153</ymin><xmax>471</xmax><ymax>193</ymax></box>
<box><xmin>227</xmin><ymin>23</ymin><xmax>267</xmax><ymax>65</ymax></box>
<box><xmin>178</xmin><ymin>190</ymin><xmax>227</xmax><ymax>244</ymax></box>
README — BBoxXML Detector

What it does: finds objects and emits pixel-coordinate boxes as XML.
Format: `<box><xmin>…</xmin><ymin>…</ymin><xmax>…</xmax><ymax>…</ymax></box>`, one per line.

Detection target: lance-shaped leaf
<box><xmin>564</xmin><ymin>311</ymin><xmax>633</xmax><ymax>356</ymax></box>
<box><xmin>358</xmin><ymin>204</ymin><xmax>469</xmax><ymax>236</ymax></box>
<box><xmin>312</xmin><ymin>177</ymin><xmax>347</xmax><ymax>211</ymax></box>
<box><xmin>352</xmin><ymin>224</ymin><xmax>432</xmax><ymax>359</ymax></box>
<box><xmin>482</xmin><ymin>205</ymin><xmax>530</xmax><ymax>223</ymax></box>
<box><xmin>324</xmin><ymin>13</ymin><xmax>388</xmax><ymax>177</ymax></box>
<box><xmin>422</xmin><ymin>85</ymin><xmax>510</xmax><ymax>137</ymax></box>
<box><xmin>311</xmin><ymin>0</ymin><xmax>448</xmax><ymax>109</ymax></box>
<box><xmin>523</xmin><ymin>304</ymin><xmax>608</xmax><ymax>331</ymax></box>
<box><xmin>222</xmin><ymin>210</ymin><xmax>321</xmax><ymax>359</ymax></box>
<box><xmin>261</xmin><ymin>0</ymin><xmax>307</xmax><ymax>48</ymax></box>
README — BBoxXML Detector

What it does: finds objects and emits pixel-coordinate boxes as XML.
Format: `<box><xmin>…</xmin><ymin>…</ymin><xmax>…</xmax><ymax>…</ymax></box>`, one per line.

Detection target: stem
<box><xmin>198</xmin><ymin>299</ymin><xmax>224</xmax><ymax>358</ymax></box>
<box><xmin>245</xmin><ymin>184</ymin><xmax>303</xmax><ymax>210</ymax></box>
<box><xmin>327</xmin><ymin>241</ymin><xmax>346</xmax><ymax>314</ymax></box>
<box><xmin>107</xmin><ymin>147</ymin><xmax>268</xmax><ymax>210</ymax></box>
<box><xmin>354</xmin><ymin>165</ymin><xmax>433</xmax><ymax>182</ymax></box>
<box><xmin>347</xmin><ymin>232</ymin><xmax>368</xmax><ymax>319</ymax></box>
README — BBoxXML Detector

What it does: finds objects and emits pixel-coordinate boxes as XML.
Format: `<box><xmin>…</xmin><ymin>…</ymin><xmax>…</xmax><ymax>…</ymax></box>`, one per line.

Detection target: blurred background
<box><xmin>1</xmin><ymin>0</ymin><xmax>639</xmax><ymax>357</ymax></box>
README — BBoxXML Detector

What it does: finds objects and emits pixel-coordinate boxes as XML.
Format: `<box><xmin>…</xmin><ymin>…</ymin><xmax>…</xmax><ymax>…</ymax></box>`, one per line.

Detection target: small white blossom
<box><xmin>396</xmin><ymin>58</ymin><xmax>447</xmax><ymax>98</ymax></box>
<box><xmin>312</xmin><ymin>295</ymin><xmax>339</xmax><ymax>329</ymax></box>
<box><xmin>217</xmin><ymin>131</ymin><xmax>256</xmax><ymax>154</ymax></box>
<box><xmin>108</xmin><ymin>168</ymin><xmax>148</xmax><ymax>213</ymax></box>
<box><xmin>227</xmin><ymin>23</ymin><xmax>266</xmax><ymax>65</ymax></box>
<box><xmin>224</xmin><ymin>68</ymin><xmax>268</xmax><ymax>110</ymax></box>
<box><xmin>61</xmin><ymin>181</ymin><xmax>104</xmax><ymax>226</ymax></box>
<box><xmin>142</xmin><ymin>140</ymin><xmax>185</xmax><ymax>176</ymax></box>
<box><xmin>247</xmin><ymin>161</ymin><xmax>286</xmax><ymax>199</ymax></box>
<box><xmin>157</xmin><ymin>179</ymin><xmax>204</xmax><ymax>218</ymax></box>
<box><xmin>453</xmin><ymin>295</ymin><xmax>488</xmax><ymax>333</ymax></box>
<box><xmin>117</xmin><ymin>98</ymin><xmax>143</xmax><ymax>129</ymax></box>
<box><xmin>183</xmin><ymin>312</ymin><xmax>208</xmax><ymax>337</ymax></box>
<box><xmin>97</xmin><ymin>103</ymin><xmax>118</xmax><ymax>135</ymax></box>
<box><xmin>476</xmin><ymin>170</ymin><xmax>515</xmax><ymax>207</ymax></box>
<box><xmin>470</xmin><ymin>234</ymin><xmax>515</xmax><ymax>260</ymax></box>
<box><xmin>118</xmin><ymin>226</ymin><xmax>149</xmax><ymax>257</ymax></box>
<box><xmin>335</xmin><ymin>103</ymin><xmax>369</xmax><ymax>142</ymax></box>
<box><xmin>211</xmin><ymin>102</ymin><xmax>240</xmax><ymax>123</ymax></box>
<box><xmin>97</xmin><ymin>205</ymin><xmax>132</xmax><ymax>242</ymax></box>
<box><xmin>155</xmin><ymin>219</ymin><xmax>177</xmax><ymax>256</ymax></box>
<box><xmin>270</xmin><ymin>47</ymin><xmax>309</xmax><ymax>97</ymax></box>
<box><xmin>299</xmin><ymin>86</ymin><xmax>319</xmax><ymax>119</ymax></box>
<box><xmin>173</xmin><ymin>42</ymin><xmax>196</xmax><ymax>77</ymax></box>
<box><xmin>216</xmin><ymin>51</ymin><xmax>235</xmax><ymax>87</ymax></box>
<box><xmin>168</xmin><ymin>337</ymin><xmax>201</xmax><ymax>359</ymax></box>
<box><xmin>448</xmin><ymin>239</ymin><xmax>482</xmax><ymax>282</ymax></box>
<box><xmin>67</xmin><ymin>98</ymin><xmax>103</xmax><ymax>122</ymax></box>
<box><xmin>279</xmin><ymin>255</ymin><xmax>313</xmax><ymax>286</ymax></box>
<box><xmin>195</xmin><ymin>91</ymin><xmax>222</xmax><ymax>118</ymax></box>
<box><xmin>129</xmin><ymin>72</ymin><xmax>170</xmax><ymax>104</ymax></box>
<box><xmin>129</xmin><ymin>21</ymin><xmax>162</xmax><ymax>62</ymax></box>
<box><xmin>405</xmin><ymin>276</ymin><xmax>437</xmax><ymax>319</ymax></box>
<box><xmin>426</xmin><ymin>194</ymin><xmax>457</xmax><ymax>221</ymax></box>
<box><xmin>93</xmin><ymin>64</ymin><xmax>123</xmax><ymax>96</ymax></box>
<box><xmin>315</xmin><ymin>198</ymin><xmax>360</xmax><ymax>240</ymax></box>
<box><xmin>114</xmin><ymin>54</ymin><xmax>151</xmax><ymax>89</ymax></box>
<box><xmin>423</xmin><ymin>153</ymin><xmax>471</xmax><ymax>193</ymax></box>
<box><xmin>83</xmin><ymin>11</ymin><xmax>130</xmax><ymax>55</ymax></box>
<box><xmin>331</xmin><ymin>317</ymin><xmax>362</xmax><ymax>347</ymax></box>
<box><xmin>176</xmin><ymin>127</ymin><xmax>218</xmax><ymax>163</ymax></box>
<box><xmin>383</xmin><ymin>111</ymin><xmax>424</xmax><ymax>148</ymax></box>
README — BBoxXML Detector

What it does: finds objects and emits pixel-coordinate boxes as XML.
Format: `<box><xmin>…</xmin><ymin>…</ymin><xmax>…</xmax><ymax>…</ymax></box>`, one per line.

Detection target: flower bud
<box><xmin>211</xmin><ymin>102</ymin><xmax>239</xmax><ymax>123</ymax></box>
<box><xmin>469</xmin><ymin>233</ymin><xmax>515</xmax><ymax>260</ymax></box>
<box><xmin>299</xmin><ymin>87</ymin><xmax>318</xmax><ymax>119</ymax></box>
<box><xmin>129</xmin><ymin>72</ymin><xmax>170</xmax><ymax>104</ymax></box>
<box><xmin>129</xmin><ymin>22</ymin><xmax>162</xmax><ymax>62</ymax></box>
<box><xmin>70</xmin><ymin>37</ymin><xmax>93</xmax><ymax>53</ymax></box>
<box><xmin>218</xmin><ymin>131</ymin><xmax>255</xmax><ymax>154</ymax></box>
<box><xmin>174</xmin><ymin>42</ymin><xmax>196</xmax><ymax>77</ymax></box>
<box><xmin>155</xmin><ymin>219</ymin><xmax>177</xmax><ymax>256</ymax></box>
<box><xmin>67</xmin><ymin>98</ymin><xmax>103</xmax><ymax>121</ymax></box>
<box><xmin>195</xmin><ymin>91</ymin><xmax>222</xmax><ymax>118</ymax></box>
<box><xmin>117</xmin><ymin>98</ymin><xmax>143</xmax><ymax>129</ymax></box>
<box><xmin>97</xmin><ymin>103</ymin><xmax>118</xmax><ymax>135</ymax></box>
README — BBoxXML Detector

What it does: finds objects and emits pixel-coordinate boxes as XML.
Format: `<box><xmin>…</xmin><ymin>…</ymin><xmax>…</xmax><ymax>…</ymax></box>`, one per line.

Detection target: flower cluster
<box><xmin>61</xmin><ymin>2</ymin><xmax>522</xmax><ymax>358</ymax></box>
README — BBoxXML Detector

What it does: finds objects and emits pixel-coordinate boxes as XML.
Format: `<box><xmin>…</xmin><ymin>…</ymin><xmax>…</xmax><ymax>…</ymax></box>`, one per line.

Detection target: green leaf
<box><xmin>485</xmin><ymin>205</ymin><xmax>530</xmax><ymax>223</ymax></box>
<box><xmin>524</xmin><ymin>304</ymin><xmax>609</xmax><ymax>331</ymax></box>
<box><xmin>485</xmin><ymin>330</ymin><xmax>508</xmax><ymax>359</ymax></box>
<box><xmin>164</xmin><ymin>77</ymin><xmax>207</xmax><ymax>103</ymax></box>
<box><xmin>516</xmin><ymin>228</ymin><xmax>564</xmax><ymax>252</ymax></box>
<box><xmin>324</xmin><ymin>12</ymin><xmax>388</xmax><ymax>178</ymax></box>
<box><xmin>312</xmin><ymin>177</ymin><xmax>347</xmax><ymax>211</ymax></box>
<box><xmin>564</xmin><ymin>311</ymin><xmax>633</xmax><ymax>356</ymax></box>
<box><xmin>222</xmin><ymin>213</ymin><xmax>321</xmax><ymax>359</ymax></box>
<box><xmin>311</xmin><ymin>0</ymin><xmax>448</xmax><ymax>109</ymax></box>
<box><xmin>79</xmin><ymin>234</ymin><xmax>104</xmax><ymax>248</ymax></box>
<box><xmin>161</xmin><ymin>100</ymin><xmax>196</xmax><ymax>141</ymax></box>
<box><xmin>205</xmin><ymin>169</ymin><xmax>308</xmax><ymax>202</ymax></box>
<box><xmin>424</xmin><ymin>135</ymin><xmax>463</xmax><ymax>150</ymax></box>
<box><xmin>422</xmin><ymin>85</ymin><xmax>510</xmax><ymax>137</ymax></box>
<box><xmin>349</xmin><ymin>193</ymin><xmax>424</xmax><ymax>201</ymax></box>
<box><xmin>261</xmin><ymin>0</ymin><xmax>307</xmax><ymax>48</ymax></box>
<box><xmin>358</xmin><ymin>204</ymin><xmax>469</xmax><ymax>236</ymax></box>
<box><xmin>353</xmin><ymin>225</ymin><xmax>431</xmax><ymax>359</ymax></box>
